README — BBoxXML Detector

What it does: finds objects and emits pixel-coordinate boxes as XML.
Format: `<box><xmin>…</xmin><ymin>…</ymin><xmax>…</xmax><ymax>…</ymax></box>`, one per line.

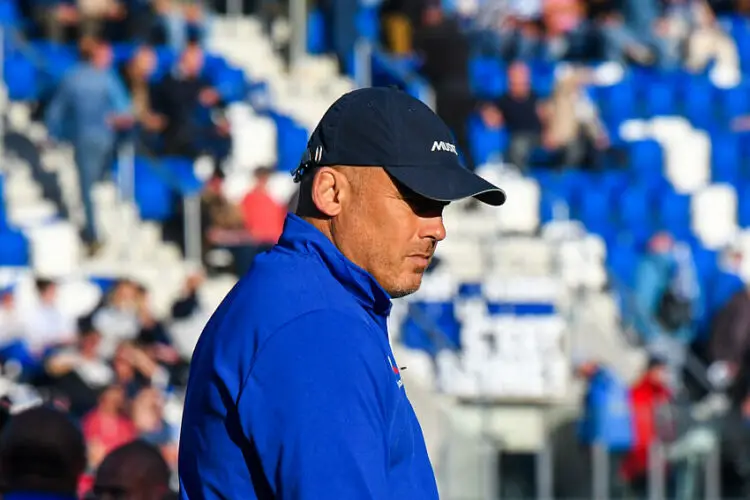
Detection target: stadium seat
<box><xmin>595</xmin><ymin>80</ymin><xmax>636</xmax><ymax>128</ymax></box>
<box><xmin>307</xmin><ymin>9</ymin><xmax>328</xmax><ymax>54</ymax></box>
<box><xmin>717</xmin><ymin>83</ymin><xmax>750</xmax><ymax>122</ymax></box>
<box><xmin>659</xmin><ymin>189</ymin><xmax>692</xmax><ymax>240</ymax></box>
<box><xmin>628</xmin><ymin>140</ymin><xmax>664</xmax><ymax>187</ymax></box>
<box><xmin>0</xmin><ymin>229</ymin><xmax>29</xmax><ymax>266</ymax></box>
<box><xmin>711</xmin><ymin>132</ymin><xmax>742</xmax><ymax>184</ymax></box>
<box><xmin>4</xmin><ymin>56</ymin><xmax>38</xmax><ymax>102</ymax></box>
<box><xmin>607</xmin><ymin>245</ymin><xmax>639</xmax><ymax>287</ymax></box>
<box><xmin>618</xmin><ymin>184</ymin><xmax>654</xmax><ymax>230</ymax></box>
<box><xmin>273</xmin><ymin>114</ymin><xmax>308</xmax><ymax>173</ymax></box>
<box><xmin>467</xmin><ymin>114</ymin><xmax>507</xmax><ymax>165</ymax></box>
<box><xmin>645</xmin><ymin>81</ymin><xmax>677</xmax><ymax>117</ymax></box>
<box><xmin>469</xmin><ymin>57</ymin><xmax>506</xmax><ymax>99</ymax></box>
<box><xmin>682</xmin><ymin>78</ymin><xmax>715</xmax><ymax>129</ymax></box>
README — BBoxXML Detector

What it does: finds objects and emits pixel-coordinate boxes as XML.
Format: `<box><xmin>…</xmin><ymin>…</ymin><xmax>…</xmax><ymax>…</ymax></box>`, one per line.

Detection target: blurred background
<box><xmin>1</xmin><ymin>0</ymin><xmax>750</xmax><ymax>497</ymax></box>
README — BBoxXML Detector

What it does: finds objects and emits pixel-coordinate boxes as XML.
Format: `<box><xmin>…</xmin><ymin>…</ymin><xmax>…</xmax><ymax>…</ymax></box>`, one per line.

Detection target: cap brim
<box><xmin>384</xmin><ymin>164</ymin><xmax>506</xmax><ymax>206</ymax></box>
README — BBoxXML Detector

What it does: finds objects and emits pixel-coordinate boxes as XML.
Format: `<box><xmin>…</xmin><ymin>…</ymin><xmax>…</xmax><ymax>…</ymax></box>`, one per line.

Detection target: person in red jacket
<box><xmin>621</xmin><ymin>356</ymin><xmax>673</xmax><ymax>493</ymax></box>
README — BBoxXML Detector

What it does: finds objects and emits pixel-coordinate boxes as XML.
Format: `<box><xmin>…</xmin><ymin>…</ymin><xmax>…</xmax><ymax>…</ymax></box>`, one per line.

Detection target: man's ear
<box><xmin>311</xmin><ymin>167</ymin><xmax>346</xmax><ymax>217</ymax></box>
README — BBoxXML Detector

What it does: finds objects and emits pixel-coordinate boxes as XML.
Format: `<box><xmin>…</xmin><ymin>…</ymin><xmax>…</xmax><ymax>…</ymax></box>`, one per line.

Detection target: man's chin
<box><xmin>387</xmin><ymin>274</ymin><xmax>424</xmax><ymax>299</ymax></box>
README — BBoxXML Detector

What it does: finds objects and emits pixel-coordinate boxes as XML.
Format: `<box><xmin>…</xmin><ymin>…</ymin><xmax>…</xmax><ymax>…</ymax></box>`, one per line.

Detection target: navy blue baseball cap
<box><xmin>292</xmin><ymin>87</ymin><xmax>506</xmax><ymax>206</ymax></box>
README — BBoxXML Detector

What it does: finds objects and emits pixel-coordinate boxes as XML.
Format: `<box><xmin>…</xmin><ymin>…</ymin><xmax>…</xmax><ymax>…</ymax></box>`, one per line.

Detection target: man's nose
<box><xmin>421</xmin><ymin>215</ymin><xmax>446</xmax><ymax>242</ymax></box>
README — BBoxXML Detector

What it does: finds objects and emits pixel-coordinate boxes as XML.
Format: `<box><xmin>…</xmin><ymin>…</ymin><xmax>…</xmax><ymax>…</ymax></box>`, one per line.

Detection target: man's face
<box><xmin>333</xmin><ymin>168</ymin><xmax>447</xmax><ymax>298</ymax></box>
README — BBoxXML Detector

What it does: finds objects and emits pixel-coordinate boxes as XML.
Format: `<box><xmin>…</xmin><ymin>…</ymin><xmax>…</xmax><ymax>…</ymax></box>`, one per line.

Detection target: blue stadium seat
<box><xmin>618</xmin><ymin>184</ymin><xmax>654</xmax><ymax>230</ymax></box>
<box><xmin>645</xmin><ymin>81</ymin><xmax>677</xmax><ymax>117</ymax></box>
<box><xmin>356</xmin><ymin>7</ymin><xmax>380</xmax><ymax>42</ymax></box>
<box><xmin>469</xmin><ymin>57</ymin><xmax>506</xmax><ymax>99</ymax></box>
<box><xmin>595</xmin><ymin>81</ymin><xmax>636</xmax><ymax>128</ymax></box>
<box><xmin>683</xmin><ymin>78</ymin><xmax>715</xmax><ymax>129</ymax></box>
<box><xmin>659</xmin><ymin>189</ymin><xmax>692</xmax><ymax>240</ymax></box>
<box><xmin>457</xmin><ymin>282</ymin><xmax>482</xmax><ymax>298</ymax></box>
<box><xmin>467</xmin><ymin>114</ymin><xmax>507</xmax><ymax>165</ymax></box>
<box><xmin>307</xmin><ymin>9</ymin><xmax>327</xmax><ymax>54</ymax></box>
<box><xmin>212</xmin><ymin>66</ymin><xmax>247</xmax><ymax>103</ymax></box>
<box><xmin>0</xmin><ymin>230</ymin><xmax>29</xmax><ymax>266</ymax></box>
<box><xmin>160</xmin><ymin>157</ymin><xmax>204</xmax><ymax>195</ymax></box>
<box><xmin>739</xmin><ymin>183</ymin><xmax>750</xmax><ymax>227</ymax></box>
<box><xmin>0</xmin><ymin>0</ymin><xmax>19</xmax><ymax>25</ymax></box>
<box><xmin>628</xmin><ymin>140</ymin><xmax>664</xmax><ymax>187</ymax></box>
<box><xmin>718</xmin><ymin>84</ymin><xmax>750</xmax><ymax>122</ymax></box>
<box><xmin>530</xmin><ymin>61</ymin><xmax>555</xmax><ymax>97</ymax></box>
<box><xmin>0</xmin><ymin>175</ymin><xmax>6</xmax><ymax>231</ymax></box>
<box><xmin>273</xmin><ymin>114</ymin><xmax>309</xmax><ymax>173</ymax></box>
<box><xmin>711</xmin><ymin>132</ymin><xmax>742</xmax><ymax>184</ymax></box>
<box><xmin>401</xmin><ymin>301</ymin><xmax>460</xmax><ymax>354</ymax></box>
<box><xmin>577</xmin><ymin>176</ymin><xmax>615</xmax><ymax>232</ymax></box>
<box><xmin>607</xmin><ymin>246</ymin><xmax>639</xmax><ymax>288</ymax></box>
<box><xmin>114</xmin><ymin>156</ymin><xmax>174</xmax><ymax>221</ymax></box>
<box><xmin>4</xmin><ymin>56</ymin><xmax>38</xmax><ymax>102</ymax></box>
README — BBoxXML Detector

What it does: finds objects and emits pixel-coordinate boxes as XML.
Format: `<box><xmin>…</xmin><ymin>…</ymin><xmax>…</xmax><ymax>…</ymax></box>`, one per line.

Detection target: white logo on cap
<box><xmin>431</xmin><ymin>141</ymin><xmax>458</xmax><ymax>155</ymax></box>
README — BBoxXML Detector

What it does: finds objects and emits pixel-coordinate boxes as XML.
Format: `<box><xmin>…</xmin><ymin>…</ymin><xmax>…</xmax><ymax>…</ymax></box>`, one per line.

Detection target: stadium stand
<box><xmin>3</xmin><ymin>0</ymin><xmax>750</xmax><ymax>496</ymax></box>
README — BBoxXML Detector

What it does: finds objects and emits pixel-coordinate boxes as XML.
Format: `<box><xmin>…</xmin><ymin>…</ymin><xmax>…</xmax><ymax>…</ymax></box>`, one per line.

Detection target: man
<box><xmin>178</xmin><ymin>87</ymin><xmax>506</xmax><ymax>499</ymax></box>
<box><xmin>0</xmin><ymin>406</ymin><xmax>87</xmax><ymax>499</ymax></box>
<box><xmin>91</xmin><ymin>440</ymin><xmax>174</xmax><ymax>500</ymax></box>
<box><xmin>22</xmin><ymin>278</ymin><xmax>77</xmax><ymax>358</ymax></box>
<box><xmin>480</xmin><ymin>61</ymin><xmax>548</xmax><ymax>171</ymax></box>
<box><xmin>45</xmin><ymin>37</ymin><xmax>132</xmax><ymax>253</ymax></box>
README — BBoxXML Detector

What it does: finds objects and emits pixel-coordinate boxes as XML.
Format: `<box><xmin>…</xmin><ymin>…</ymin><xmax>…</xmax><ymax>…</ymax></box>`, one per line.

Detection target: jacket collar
<box><xmin>278</xmin><ymin>214</ymin><xmax>392</xmax><ymax>316</ymax></box>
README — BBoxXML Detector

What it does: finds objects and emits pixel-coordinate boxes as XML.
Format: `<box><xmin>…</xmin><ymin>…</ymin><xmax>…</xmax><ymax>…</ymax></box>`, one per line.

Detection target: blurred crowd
<box><xmin>379</xmin><ymin>0</ymin><xmax>741</xmax><ymax>171</ymax></box>
<box><xmin>0</xmin><ymin>273</ymin><xmax>215</xmax><ymax>492</ymax></box>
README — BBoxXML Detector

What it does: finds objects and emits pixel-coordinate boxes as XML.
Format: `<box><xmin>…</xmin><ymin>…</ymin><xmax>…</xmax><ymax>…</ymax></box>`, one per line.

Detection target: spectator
<box><xmin>241</xmin><ymin>167</ymin><xmax>287</xmax><ymax>249</ymax></box>
<box><xmin>45</xmin><ymin>37</ymin><xmax>133</xmax><ymax>254</ymax></box>
<box><xmin>131</xmin><ymin>387</ymin><xmax>178</xmax><ymax>468</ymax></box>
<box><xmin>576</xmin><ymin>360</ymin><xmax>634</xmax><ymax>452</ymax></box>
<box><xmin>21</xmin><ymin>278</ymin><xmax>76</xmax><ymax>359</ymax></box>
<box><xmin>621</xmin><ymin>356</ymin><xmax>674</xmax><ymax>496</ymax></box>
<box><xmin>32</xmin><ymin>0</ymin><xmax>80</xmax><ymax>43</ymax></box>
<box><xmin>118</xmin><ymin>45</ymin><xmax>164</xmax><ymax>154</ymax></box>
<box><xmin>685</xmin><ymin>0</ymin><xmax>740</xmax><ymax>81</ymax></box>
<box><xmin>153</xmin><ymin>0</ymin><xmax>207</xmax><ymax>51</ymax></box>
<box><xmin>169</xmin><ymin>273</ymin><xmax>211</xmax><ymax>359</ymax></box>
<box><xmin>82</xmin><ymin>384</ymin><xmax>137</xmax><ymax>468</ymax></box>
<box><xmin>634</xmin><ymin>233</ymin><xmax>701</xmax><ymax>366</ymax></box>
<box><xmin>543</xmin><ymin>0</ymin><xmax>586</xmax><ymax>59</ymax></box>
<box><xmin>598</xmin><ymin>0</ymin><xmax>679</xmax><ymax>68</ymax></box>
<box><xmin>413</xmin><ymin>3</ymin><xmax>476</xmax><ymax>169</ymax></box>
<box><xmin>0</xmin><ymin>406</ymin><xmax>86</xmax><ymax>497</ymax></box>
<box><xmin>91</xmin><ymin>440</ymin><xmax>173</xmax><ymax>500</ymax></box>
<box><xmin>150</xmin><ymin>44</ymin><xmax>228</xmax><ymax>162</ymax></box>
<box><xmin>720</xmin><ymin>388</ymin><xmax>750</xmax><ymax>498</ymax></box>
<box><xmin>93</xmin><ymin>279</ymin><xmax>141</xmax><ymax>358</ymax></box>
<box><xmin>480</xmin><ymin>61</ymin><xmax>549</xmax><ymax>171</ymax></box>
<box><xmin>575</xmin><ymin>359</ymin><xmax>633</xmax><ymax>496</ymax></box>
<box><xmin>708</xmin><ymin>287</ymin><xmax>750</xmax><ymax>381</ymax></box>
<box><xmin>45</xmin><ymin>319</ymin><xmax>114</xmax><ymax>418</ymax></box>
<box><xmin>545</xmin><ymin>67</ymin><xmax>609</xmax><ymax>169</ymax></box>
<box><xmin>0</xmin><ymin>287</ymin><xmax>23</xmax><ymax>348</ymax></box>
<box><xmin>112</xmin><ymin>341</ymin><xmax>168</xmax><ymax>396</ymax></box>
<box><xmin>202</xmin><ymin>178</ymin><xmax>257</xmax><ymax>276</ymax></box>
<box><xmin>703</xmin><ymin>247</ymin><xmax>745</xmax><ymax>334</ymax></box>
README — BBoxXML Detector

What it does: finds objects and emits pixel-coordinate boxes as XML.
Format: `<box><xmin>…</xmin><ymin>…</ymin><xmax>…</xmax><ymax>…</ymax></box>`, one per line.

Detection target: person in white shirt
<box><xmin>0</xmin><ymin>288</ymin><xmax>24</xmax><ymax>347</ymax></box>
<box><xmin>21</xmin><ymin>279</ymin><xmax>76</xmax><ymax>358</ymax></box>
<box><xmin>45</xmin><ymin>319</ymin><xmax>114</xmax><ymax>417</ymax></box>
<box><xmin>92</xmin><ymin>279</ymin><xmax>142</xmax><ymax>359</ymax></box>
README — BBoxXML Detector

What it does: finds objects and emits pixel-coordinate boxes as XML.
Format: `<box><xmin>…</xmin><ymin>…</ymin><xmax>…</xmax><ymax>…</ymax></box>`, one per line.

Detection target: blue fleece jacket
<box><xmin>178</xmin><ymin>214</ymin><xmax>438</xmax><ymax>499</ymax></box>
